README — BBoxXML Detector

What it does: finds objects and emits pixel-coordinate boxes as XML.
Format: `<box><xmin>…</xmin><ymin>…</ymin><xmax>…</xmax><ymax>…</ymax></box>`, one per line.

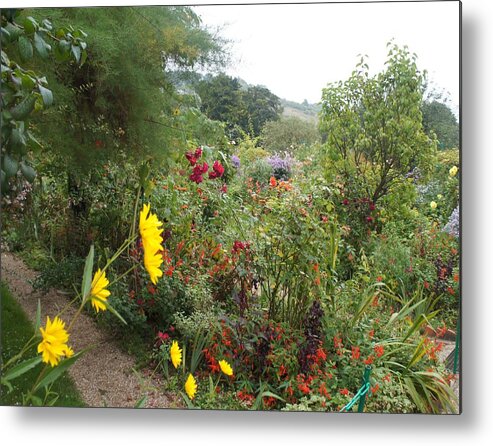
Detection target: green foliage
<box><xmin>422</xmin><ymin>100</ymin><xmax>459</xmax><ymax>150</ymax></box>
<box><xmin>320</xmin><ymin>44</ymin><xmax>437</xmax><ymax>204</ymax></box>
<box><xmin>0</xmin><ymin>282</ymin><xmax>84</xmax><ymax>406</ymax></box>
<box><xmin>261</xmin><ymin>117</ymin><xmax>320</xmax><ymax>154</ymax></box>
<box><xmin>196</xmin><ymin>74</ymin><xmax>283</xmax><ymax>138</ymax></box>
<box><xmin>1</xmin><ymin>9</ymin><xmax>88</xmax><ymax>192</ymax></box>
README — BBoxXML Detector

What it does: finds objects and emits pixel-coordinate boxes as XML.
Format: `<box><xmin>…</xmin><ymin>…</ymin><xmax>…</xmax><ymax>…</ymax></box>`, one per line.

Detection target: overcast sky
<box><xmin>193</xmin><ymin>2</ymin><xmax>460</xmax><ymax>109</ymax></box>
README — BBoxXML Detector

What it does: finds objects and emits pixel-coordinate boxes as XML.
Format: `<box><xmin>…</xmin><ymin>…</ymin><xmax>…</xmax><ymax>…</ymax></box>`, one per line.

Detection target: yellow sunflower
<box><xmin>37</xmin><ymin>316</ymin><xmax>73</xmax><ymax>367</ymax></box>
<box><xmin>218</xmin><ymin>359</ymin><xmax>233</xmax><ymax>376</ymax></box>
<box><xmin>90</xmin><ymin>268</ymin><xmax>110</xmax><ymax>312</ymax></box>
<box><xmin>185</xmin><ymin>373</ymin><xmax>197</xmax><ymax>400</ymax></box>
<box><xmin>170</xmin><ymin>340</ymin><xmax>182</xmax><ymax>369</ymax></box>
<box><xmin>139</xmin><ymin>203</ymin><xmax>164</xmax><ymax>284</ymax></box>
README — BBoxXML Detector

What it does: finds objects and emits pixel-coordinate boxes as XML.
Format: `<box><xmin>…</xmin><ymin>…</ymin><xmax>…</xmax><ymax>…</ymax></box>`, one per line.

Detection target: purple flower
<box><xmin>266</xmin><ymin>154</ymin><xmax>294</xmax><ymax>180</ymax></box>
<box><xmin>443</xmin><ymin>205</ymin><xmax>459</xmax><ymax>238</ymax></box>
<box><xmin>231</xmin><ymin>155</ymin><xmax>241</xmax><ymax>168</ymax></box>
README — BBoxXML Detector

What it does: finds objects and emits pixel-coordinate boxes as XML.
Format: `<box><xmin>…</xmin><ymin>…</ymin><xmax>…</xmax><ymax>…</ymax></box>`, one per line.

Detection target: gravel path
<box><xmin>1</xmin><ymin>251</ymin><xmax>175</xmax><ymax>408</ymax></box>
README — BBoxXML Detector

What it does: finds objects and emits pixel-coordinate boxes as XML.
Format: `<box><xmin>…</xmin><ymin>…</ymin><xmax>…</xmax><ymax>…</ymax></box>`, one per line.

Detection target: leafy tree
<box><xmin>0</xmin><ymin>9</ymin><xmax>87</xmax><ymax>193</ymax></box>
<box><xmin>30</xmin><ymin>6</ymin><xmax>227</xmax><ymax>172</ymax></box>
<box><xmin>319</xmin><ymin>44</ymin><xmax>437</xmax><ymax>204</ymax></box>
<box><xmin>239</xmin><ymin>85</ymin><xmax>283</xmax><ymax>137</ymax></box>
<box><xmin>261</xmin><ymin>116</ymin><xmax>320</xmax><ymax>153</ymax></box>
<box><xmin>196</xmin><ymin>74</ymin><xmax>282</xmax><ymax>138</ymax></box>
<box><xmin>421</xmin><ymin>100</ymin><xmax>458</xmax><ymax>150</ymax></box>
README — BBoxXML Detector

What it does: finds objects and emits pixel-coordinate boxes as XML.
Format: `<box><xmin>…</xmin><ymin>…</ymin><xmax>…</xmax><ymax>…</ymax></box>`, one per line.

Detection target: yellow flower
<box><xmin>437</xmin><ymin>194</ymin><xmax>443</xmax><ymax>200</ymax></box>
<box><xmin>90</xmin><ymin>268</ymin><xmax>110</xmax><ymax>312</ymax></box>
<box><xmin>449</xmin><ymin>165</ymin><xmax>458</xmax><ymax>177</ymax></box>
<box><xmin>184</xmin><ymin>373</ymin><xmax>197</xmax><ymax>400</ymax></box>
<box><xmin>37</xmin><ymin>316</ymin><xmax>73</xmax><ymax>367</ymax></box>
<box><xmin>139</xmin><ymin>203</ymin><xmax>164</xmax><ymax>285</ymax></box>
<box><xmin>430</xmin><ymin>201</ymin><xmax>437</xmax><ymax>210</ymax></box>
<box><xmin>170</xmin><ymin>340</ymin><xmax>182</xmax><ymax>368</ymax></box>
<box><xmin>218</xmin><ymin>359</ymin><xmax>233</xmax><ymax>376</ymax></box>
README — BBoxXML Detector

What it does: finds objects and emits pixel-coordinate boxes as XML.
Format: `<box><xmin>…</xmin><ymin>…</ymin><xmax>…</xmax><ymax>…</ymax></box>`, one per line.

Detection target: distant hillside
<box><xmin>280</xmin><ymin>99</ymin><xmax>321</xmax><ymax>123</ymax></box>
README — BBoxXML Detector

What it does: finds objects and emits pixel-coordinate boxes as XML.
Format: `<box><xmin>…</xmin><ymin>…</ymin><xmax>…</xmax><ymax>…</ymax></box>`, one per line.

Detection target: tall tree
<box><xmin>319</xmin><ymin>44</ymin><xmax>437</xmax><ymax>204</ymax></box>
<box><xmin>421</xmin><ymin>100</ymin><xmax>459</xmax><ymax>150</ymax></box>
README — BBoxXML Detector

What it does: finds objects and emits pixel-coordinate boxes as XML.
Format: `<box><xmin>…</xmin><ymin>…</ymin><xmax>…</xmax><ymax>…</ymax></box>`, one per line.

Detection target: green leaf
<box><xmin>18</xmin><ymin>36</ymin><xmax>33</xmax><ymax>62</ymax></box>
<box><xmin>20</xmin><ymin>162</ymin><xmax>36</xmax><ymax>183</ymax></box>
<box><xmin>34</xmin><ymin>32</ymin><xmax>51</xmax><ymax>59</ymax></box>
<box><xmin>10</xmin><ymin>95</ymin><xmax>36</xmax><ymax>120</ymax></box>
<box><xmin>71</xmin><ymin>44</ymin><xmax>81</xmax><ymax>63</ymax></box>
<box><xmin>38</xmin><ymin>85</ymin><xmax>53</xmax><ymax>107</ymax></box>
<box><xmin>180</xmin><ymin>391</ymin><xmax>196</xmax><ymax>409</ymax></box>
<box><xmin>34</xmin><ymin>351</ymin><xmax>84</xmax><ymax>391</ymax></box>
<box><xmin>2</xmin><ymin>356</ymin><xmax>42</xmax><ymax>382</ymax></box>
<box><xmin>23</xmin><ymin>17</ymin><xmax>39</xmax><ymax>35</ymax></box>
<box><xmin>35</xmin><ymin>299</ymin><xmax>41</xmax><ymax>332</ymax></box>
<box><xmin>134</xmin><ymin>396</ymin><xmax>147</xmax><ymax>408</ymax></box>
<box><xmin>81</xmin><ymin>244</ymin><xmax>94</xmax><ymax>302</ymax></box>
<box><xmin>2</xmin><ymin>153</ymin><xmax>18</xmax><ymax>178</ymax></box>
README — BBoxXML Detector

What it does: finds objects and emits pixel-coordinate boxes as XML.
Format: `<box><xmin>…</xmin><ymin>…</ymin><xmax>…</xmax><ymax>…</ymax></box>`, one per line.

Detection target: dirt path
<box><xmin>1</xmin><ymin>251</ymin><xmax>175</xmax><ymax>408</ymax></box>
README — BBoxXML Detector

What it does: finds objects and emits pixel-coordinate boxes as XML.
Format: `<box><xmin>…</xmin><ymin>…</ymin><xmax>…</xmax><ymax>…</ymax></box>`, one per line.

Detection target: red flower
<box><xmin>342</xmin><ymin>199</ymin><xmax>349</xmax><ymax>206</ymax></box>
<box><xmin>369</xmin><ymin>202</ymin><xmax>376</xmax><ymax>211</ymax></box>
<box><xmin>366</xmin><ymin>216</ymin><xmax>373</xmax><ymax>223</ymax></box>
<box><xmin>220</xmin><ymin>184</ymin><xmax>228</xmax><ymax>193</ymax></box>
<box><xmin>371</xmin><ymin>384</ymin><xmax>379</xmax><ymax>394</ymax></box>
<box><xmin>318</xmin><ymin>383</ymin><xmax>329</xmax><ymax>398</ymax></box>
<box><xmin>364</xmin><ymin>355</ymin><xmax>374</xmax><ymax>365</ymax></box>
<box><xmin>333</xmin><ymin>335</ymin><xmax>343</xmax><ymax>349</ymax></box>
<box><xmin>351</xmin><ymin>346</ymin><xmax>360</xmax><ymax>360</ymax></box>
<box><xmin>278</xmin><ymin>364</ymin><xmax>287</xmax><ymax>377</ymax></box>
<box><xmin>95</xmin><ymin>139</ymin><xmax>103</xmax><ymax>148</ymax></box>
<box><xmin>376</xmin><ymin>276</ymin><xmax>383</xmax><ymax>282</ymax></box>
<box><xmin>185</xmin><ymin>151</ymin><xmax>198</xmax><ymax>166</ymax></box>
<box><xmin>269</xmin><ymin>176</ymin><xmax>277</xmax><ymax>187</ymax></box>
<box><xmin>298</xmin><ymin>381</ymin><xmax>310</xmax><ymax>394</ymax></box>
<box><xmin>232</xmin><ymin>240</ymin><xmax>249</xmax><ymax>254</ymax></box>
<box><xmin>374</xmin><ymin>345</ymin><xmax>384</xmax><ymax>358</ymax></box>
<box><xmin>316</xmin><ymin>347</ymin><xmax>327</xmax><ymax>361</ymax></box>
<box><xmin>157</xmin><ymin>331</ymin><xmax>170</xmax><ymax>343</ymax></box>
<box><xmin>339</xmin><ymin>388</ymin><xmax>349</xmax><ymax>396</ymax></box>
<box><xmin>189</xmin><ymin>162</ymin><xmax>209</xmax><ymax>183</ymax></box>
<box><xmin>185</xmin><ymin>147</ymin><xmax>203</xmax><ymax>166</ymax></box>
<box><xmin>209</xmin><ymin>160</ymin><xmax>225</xmax><ymax>179</ymax></box>
<box><xmin>368</xmin><ymin>329</ymin><xmax>374</xmax><ymax>339</ymax></box>
<box><xmin>424</xmin><ymin>281</ymin><xmax>430</xmax><ymax>289</ymax></box>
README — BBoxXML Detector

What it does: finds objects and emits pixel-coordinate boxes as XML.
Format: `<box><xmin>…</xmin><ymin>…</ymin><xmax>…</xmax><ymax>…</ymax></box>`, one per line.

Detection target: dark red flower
<box><xmin>232</xmin><ymin>240</ymin><xmax>248</xmax><ymax>253</ymax></box>
<box><xmin>185</xmin><ymin>151</ymin><xmax>198</xmax><ymax>166</ymax></box>
<box><xmin>189</xmin><ymin>162</ymin><xmax>209</xmax><ymax>183</ymax></box>
<box><xmin>220</xmin><ymin>183</ymin><xmax>228</xmax><ymax>193</ymax></box>
<box><xmin>342</xmin><ymin>199</ymin><xmax>350</xmax><ymax>206</ymax></box>
<box><xmin>369</xmin><ymin>202</ymin><xmax>376</xmax><ymax>211</ymax></box>
<box><xmin>209</xmin><ymin>160</ymin><xmax>225</xmax><ymax>179</ymax></box>
<box><xmin>194</xmin><ymin>147</ymin><xmax>203</xmax><ymax>159</ymax></box>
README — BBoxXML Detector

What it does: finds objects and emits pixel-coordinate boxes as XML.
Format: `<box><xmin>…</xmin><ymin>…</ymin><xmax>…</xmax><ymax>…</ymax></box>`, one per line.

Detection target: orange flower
<box><xmin>269</xmin><ymin>176</ymin><xmax>277</xmax><ymax>187</ymax></box>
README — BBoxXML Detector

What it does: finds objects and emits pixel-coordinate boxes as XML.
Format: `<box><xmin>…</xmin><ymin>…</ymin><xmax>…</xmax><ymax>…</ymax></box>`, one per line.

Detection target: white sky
<box><xmin>193</xmin><ymin>2</ymin><xmax>460</xmax><ymax>108</ymax></box>
<box><xmin>5</xmin><ymin>0</ymin><xmax>460</xmax><ymax>109</ymax></box>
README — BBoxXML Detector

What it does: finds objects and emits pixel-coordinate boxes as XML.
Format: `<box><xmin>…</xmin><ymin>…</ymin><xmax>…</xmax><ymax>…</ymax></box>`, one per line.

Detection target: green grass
<box><xmin>0</xmin><ymin>281</ymin><xmax>85</xmax><ymax>407</ymax></box>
